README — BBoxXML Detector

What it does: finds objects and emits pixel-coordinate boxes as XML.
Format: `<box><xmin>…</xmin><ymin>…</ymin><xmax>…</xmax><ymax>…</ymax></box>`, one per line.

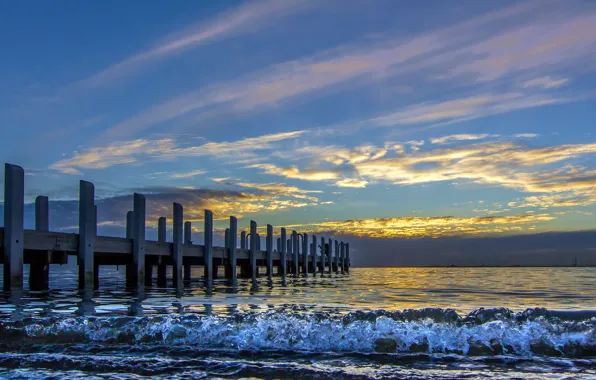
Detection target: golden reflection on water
<box><xmin>0</xmin><ymin>266</ymin><xmax>595</xmax><ymax>317</ymax></box>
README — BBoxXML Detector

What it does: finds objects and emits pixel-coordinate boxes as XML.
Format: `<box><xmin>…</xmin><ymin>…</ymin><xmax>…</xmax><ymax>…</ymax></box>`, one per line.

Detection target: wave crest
<box><xmin>2</xmin><ymin>308</ymin><xmax>595</xmax><ymax>357</ymax></box>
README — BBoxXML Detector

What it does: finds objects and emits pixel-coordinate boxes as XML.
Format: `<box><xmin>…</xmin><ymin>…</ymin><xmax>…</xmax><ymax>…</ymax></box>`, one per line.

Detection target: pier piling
<box><xmin>173</xmin><ymin>203</ymin><xmax>183</xmax><ymax>290</ymax></box>
<box><xmin>30</xmin><ymin>195</ymin><xmax>49</xmax><ymax>290</ymax></box>
<box><xmin>204</xmin><ymin>210</ymin><xmax>213</xmax><ymax>285</ymax></box>
<box><xmin>78</xmin><ymin>180</ymin><xmax>95</xmax><ymax>290</ymax></box>
<box><xmin>157</xmin><ymin>217</ymin><xmax>167</xmax><ymax>286</ymax></box>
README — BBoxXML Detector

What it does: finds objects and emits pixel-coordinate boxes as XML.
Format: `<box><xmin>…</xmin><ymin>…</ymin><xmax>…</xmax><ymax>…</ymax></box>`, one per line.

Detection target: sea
<box><xmin>0</xmin><ymin>266</ymin><xmax>595</xmax><ymax>379</ymax></box>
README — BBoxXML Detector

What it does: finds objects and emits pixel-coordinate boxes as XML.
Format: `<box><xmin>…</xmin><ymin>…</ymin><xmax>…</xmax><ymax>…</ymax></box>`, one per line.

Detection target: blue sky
<box><xmin>1</xmin><ymin>0</ymin><xmax>596</xmax><ymax>241</ymax></box>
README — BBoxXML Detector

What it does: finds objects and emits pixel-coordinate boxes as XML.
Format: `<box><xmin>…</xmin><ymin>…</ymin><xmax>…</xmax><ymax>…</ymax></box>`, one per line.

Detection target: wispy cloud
<box><xmin>169</xmin><ymin>169</ymin><xmax>206</xmax><ymax>179</ymax></box>
<box><xmin>250</xmin><ymin>164</ymin><xmax>342</xmax><ymax>181</ymax></box>
<box><xmin>335</xmin><ymin>178</ymin><xmax>369</xmax><ymax>188</ymax></box>
<box><xmin>78</xmin><ymin>0</ymin><xmax>316</xmax><ymax>88</ymax></box>
<box><xmin>99</xmin><ymin>1</ymin><xmax>596</xmax><ymax>141</ymax></box>
<box><xmin>50</xmin><ymin>130</ymin><xmax>304</xmax><ymax>174</ymax></box>
<box><xmin>430</xmin><ymin>133</ymin><xmax>498</xmax><ymax>144</ymax></box>
<box><xmin>522</xmin><ymin>76</ymin><xmax>569</xmax><ymax>89</ymax></box>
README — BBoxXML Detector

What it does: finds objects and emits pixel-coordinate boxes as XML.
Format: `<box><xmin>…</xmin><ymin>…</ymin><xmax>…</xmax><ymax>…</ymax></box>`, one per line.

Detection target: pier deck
<box><xmin>1</xmin><ymin>163</ymin><xmax>350</xmax><ymax>291</ymax></box>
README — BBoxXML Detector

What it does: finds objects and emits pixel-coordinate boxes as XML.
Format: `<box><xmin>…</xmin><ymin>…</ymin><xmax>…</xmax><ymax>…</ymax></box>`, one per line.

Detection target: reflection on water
<box><xmin>1</xmin><ymin>266</ymin><xmax>595</xmax><ymax>378</ymax></box>
<box><xmin>0</xmin><ymin>266</ymin><xmax>594</xmax><ymax>318</ymax></box>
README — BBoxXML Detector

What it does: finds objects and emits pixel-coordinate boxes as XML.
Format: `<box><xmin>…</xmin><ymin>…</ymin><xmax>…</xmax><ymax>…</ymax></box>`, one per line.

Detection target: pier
<box><xmin>0</xmin><ymin>163</ymin><xmax>350</xmax><ymax>291</ymax></box>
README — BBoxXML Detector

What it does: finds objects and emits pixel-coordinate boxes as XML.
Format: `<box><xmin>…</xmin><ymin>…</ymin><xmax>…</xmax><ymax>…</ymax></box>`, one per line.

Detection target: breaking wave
<box><xmin>2</xmin><ymin>308</ymin><xmax>596</xmax><ymax>357</ymax></box>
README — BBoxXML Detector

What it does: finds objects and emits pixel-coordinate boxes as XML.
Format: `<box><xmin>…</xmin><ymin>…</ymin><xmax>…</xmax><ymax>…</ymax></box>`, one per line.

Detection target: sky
<box><xmin>1</xmin><ymin>0</ymin><xmax>596</xmax><ymax>264</ymax></box>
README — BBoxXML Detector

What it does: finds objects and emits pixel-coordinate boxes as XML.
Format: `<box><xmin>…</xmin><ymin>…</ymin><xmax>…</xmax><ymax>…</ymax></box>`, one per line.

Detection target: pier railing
<box><xmin>0</xmin><ymin>163</ymin><xmax>350</xmax><ymax>291</ymax></box>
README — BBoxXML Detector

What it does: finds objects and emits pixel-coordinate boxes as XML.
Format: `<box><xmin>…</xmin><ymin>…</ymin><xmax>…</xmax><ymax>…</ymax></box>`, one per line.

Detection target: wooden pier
<box><xmin>0</xmin><ymin>163</ymin><xmax>350</xmax><ymax>291</ymax></box>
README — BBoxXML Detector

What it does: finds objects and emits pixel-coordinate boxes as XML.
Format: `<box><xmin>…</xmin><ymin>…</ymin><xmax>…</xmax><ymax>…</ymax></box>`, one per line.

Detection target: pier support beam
<box><xmin>172</xmin><ymin>203</ymin><xmax>183</xmax><ymax>290</ymax></box>
<box><xmin>311</xmin><ymin>235</ymin><xmax>316</xmax><ymax>275</ymax></box>
<box><xmin>328</xmin><ymin>238</ymin><xmax>332</xmax><ymax>273</ymax></box>
<box><xmin>125</xmin><ymin>210</ymin><xmax>135</xmax><ymax>287</ymax></box>
<box><xmin>249</xmin><ymin>220</ymin><xmax>258</xmax><ymax>284</ymax></box>
<box><xmin>276</xmin><ymin>238</ymin><xmax>281</xmax><ymax>253</ymax></box>
<box><xmin>295</xmin><ymin>231</ymin><xmax>301</xmax><ymax>275</ymax></box>
<box><xmin>346</xmin><ymin>243</ymin><xmax>350</xmax><ymax>273</ymax></box>
<box><xmin>240</xmin><ymin>231</ymin><xmax>246</xmax><ymax>250</ymax></box>
<box><xmin>320</xmin><ymin>237</ymin><xmax>326</xmax><ymax>275</ymax></box>
<box><xmin>78</xmin><ymin>180</ymin><xmax>95</xmax><ymax>290</ymax></box>
<box><xmin>266</xmin><ymin>224</ymin><xmax>273</xmax><ymax>280</ymax></box>
<box><xmin>29</xmin><ymin>195</ymin><xmax>49</xmax><ymax>290</ymax></box>
<box><xmin>340</xmin><ymin>242</ymin><xmax>345</xmax><ymax>274</ymax></box>
<box><xmin>184</xmin><ymin>221</ymin><xmax>192</xmax><ymax>282</ymax></box>
<box><xmin>157</xmin><ymin>217</ymin><xmax>167</xmax><ymax>287</ymax></box>
<box><xmin>279</xmin><ymin>228</ymin><xmax>287</xmax><ymax>278</ymax></box>
<box><xmin>302</xmin><ymin>233</ymin><xmax>308</xmax><ymax>276</ymax></box>
<box><xmin>3</xmin><ymin>164</ymin><xmax>24</xmax><ymax>291</ymax></box>
<box><xmin>204</xmin><ymin>210</ymin><xmax>213</xmax><ymax>286</ymax></box>
<box><xmin>227</xmin><ymin>216</ymin><xmax>237</xmax><ymax>285</ymax></box>
<box><xmin>334</xmin><ymin>240</ymin><xmax>339</xmax><ymax>273</ymax></box>
<box><xmin>132</xmin><ymin>193</ymin><xmax>146</xmax><ymax>287</ymax></box>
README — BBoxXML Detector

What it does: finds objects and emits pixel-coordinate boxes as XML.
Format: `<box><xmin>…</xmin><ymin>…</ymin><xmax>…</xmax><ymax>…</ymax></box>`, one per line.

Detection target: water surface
<box><xmin>0</xmin><ymin>266</ymin><xmax>595</xmax><ymax>378</ymax></box>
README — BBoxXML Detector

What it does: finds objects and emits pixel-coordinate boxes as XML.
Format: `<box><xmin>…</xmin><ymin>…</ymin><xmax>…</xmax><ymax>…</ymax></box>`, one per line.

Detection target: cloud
<box><xmin>78</xmin><ymin>0</ymin><xmax>316</xmax><ymax>88</ymax></box>
<box><xmin>213</xmin><ymin>178</ymin><xmax>323</xmax><ymax>202</ymax></box>
<box><xmin>250</xmin><ymin>163</ymin><xmax>342</xmax><ymax>181</ymax></box>
<box><xmin>514</xmin><ymin>133</ymin><xmax>539</xmax><ymax>139</ymax></box>
<box><xmin>335</xmin><ymin>178</ymin><xmax>369</xmax><ymax>188</ymax></box>
<box><xmin>50</xmin><ymin>130</ymin><xmax>304</xmax><ymax>173</ymax></box>
<box><xmin>169</xmin><ymin>170</ymin><xmax>207</xmax><ymax>179</ymax></box>
<box><xmin>522</xmin><ymin>76</ymin><xmax>569</xmax><ymax>89</ymax></box>
<box><xmin>286</xmin><ymin>213</ymin><xmax>555</xmax><ymax>238</ymax></box>
<box><xmin>369</xmin><ymin>93</ymin><xmax>569</xmax><ymax>129</ymax></box>
<box><xmin>99</xmin><ymin>1</ymin><xmax>596</xmax><ymax>140</ymax></box>
<box><xmin>49</xmin><ymin>139</ymin><xmax>176</xmax><ymax>174</ymax></box>
<box><xmin>430</xmin><ymin>134</ymin><xmax>497</xmax><ymax>144</ymax></box>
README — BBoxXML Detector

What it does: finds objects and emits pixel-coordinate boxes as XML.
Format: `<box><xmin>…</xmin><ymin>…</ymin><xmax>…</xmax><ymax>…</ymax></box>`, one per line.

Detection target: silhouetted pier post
<box><xmin>346</xmin><ymin>243</ymin><xmax>350</xmax><ymax>273</ymax></box>
<box><xmin>3</xmin><ymin>164</ymin><xmax>24</xmax><ymax>290</ymax></box>
<box><xmin>291</xmin><ymin>231</ymin><xmax>298</xmax><ymax>275</ymax></box>
<box><xmin>172</xmin><ymin>203</ymin><xmax>183</xmax><ymax>290</ymax></box>
<box><xmin>29</xmin><ymin>195</ymin><xmax>49</xmax><ymax>290</ymax></box>
<box><xmin>320</xmin><ymin>236</ymin><xmax>325</xmax><ymax>276</ymax></box>
<box><xmin>227</xmin><ymin>216</ymin><xmax>237</xmax><ymax>285</ymax></box>
<box><xmin>241</xmin><ymin>231</ymin><xmax>246</xmax><ymax>250</ymax></box>
<box><xmin>280</xmin><ymin>228</ymin><xmax>287</xmax><ymax>278</ymax></box>
<box><xmin>131</xmin><ymin>193</ymin><xmax>146</xmax><ymax>287</ymax></box>
<box><xmin>276</xmin><ymin>237</ymin><xmax>281</xmax><ymax>253</ymax></box>
<box><xmin>78</xmin><ymin>180</ymin><xmax>95</xmax><ymax>290</ymax></box>
<box><xmin>311</xmin><ymin>234</ymin><xmax>317</xmax><ymax>275</ymax></box>
<box><xmin>328</xmin><ymin>238</ymin><xmax>332</xmax><ymax>273</ymax></box>
<box><xmin>204</xmin><ymin>210</ymin><xmax>213</xmax><ymax>286</ymax></box>
<box><xmin>249</xmin><ymin>220</ymin><xmax>258</xmax><ymax>284</ymax></box>
<box><xmin>340</xmin><ymin>242</ymin><xmax>345</xmax><ymax>274</ymax></box>
<box><xmin>266</xmin><ymin>224</ymin><xmax>273</xmax><ymax>280</ymax></box>
<box><xmin>302</xmin><ymin>233</ymin><xmax>308</xmax><ymax>275</ymax></box>
<box><xmin>156</xmin><ymin>217</ymin><xmax>167</xmax><ymax>286</ymax></box>
<box><xmin>184</xmin><ymin>221</ymin><xmax>192</xmax><ymax>282</ymax></box>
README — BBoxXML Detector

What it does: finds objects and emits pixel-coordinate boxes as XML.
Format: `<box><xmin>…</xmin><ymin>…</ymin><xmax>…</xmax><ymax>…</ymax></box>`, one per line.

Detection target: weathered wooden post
<box><xmin>125</xmin><ymin>210</ymin><xmax>134</xmax><ymax>286</ymax></box>
<box><xmin>78</xmin><ymin>180</ymin><xmax>95</xmax><ymax>290</ymax></box>
<box><xmin>328</xmin><ymin>238</ymin><xmax>333</xmax><ymax>273</ymax></box>
<box><xmin>302</xmin><ymin>233</ymin><xmax>308</xmax><ymax>276</ymax></box>
<box><xmin>256</xmin><ymin>233</ymin><xmax>261</xmax><ymax>251</ymax></box>
<box><xmin>184</xmin><ymin>221</ymin><xmax>192</xmax><ymax>282</ymax></box>
<box><xmin>204</xmin><ymin>210</ymin><xmax>213</xmax><ymax>285</ymax></box>
<box><xmin>266</xmin><ymin>224</ymin><xmax>273</xmax><ymax>280</ymax></box>
<box><xmin>334</xmin><ymin>240</ymin><xmax>339</xmax><ymax>273</ymax></box>
<box><xmin>346</xmin><ymin>243</ymin><xmax>350</xmax><ymax>273</ymax></box>
<box><xmin>157</xmin><ymin>217</ymin><xmax>167</xmax><ymax>286</ymax></box>
<box><xmin>228</xmin><ymin>216</ymin><xmax>237</xmax><ymax>285</ymax></box>
<box><xmin>276</xmin><ymin>237</ymin><xmax>281</xmax><ymax>252</ymax></box>
<box><xmin>340</xmin><ymin>242</ymin><xmax>345</xmax><ymax>274</ymax></box>
<box><xmin>3</xmin><ymin>164</ymin><xmax>24</xmax><ymax>291</ymax></box>
<box><xmin>172</xmin><ymin>203</ymin><xmax>183</xmax><ymax>290</ymax></box>
<box><xmin>292</xmin><ymin>231</ymin><xmax>299</xmax><ymax>275</ymax></box>
<box><xmin>249</xmin><ymin>220</ymin><xmax>258</xmax><ymax>284</ymax></box>
<box><xmin>241</xmin><ymin>231</ymin><xmax>246</xmax><ymax>250</ymax></box>
<box><xmin>29</xmin><ymin>195</ymin><xmax>49</xmax><ymax>290</ymax></box>
<box><xmin>132</xmin><ymin>193</ymin><xmax>146</xmax><ymax>287</ymax></box>
<box><xmin>311</xmin><ymin>234</ymin><xmax>317</xmax><ymax>276</ymax></box>
<box><xmin>280</xmin><ymin>228</ymin><xmax>287</xmax><ymax>278</ymax></box>
<box><xmin>320</xmin><ymin>237</ymin><xmax>325</xmax><ymax>275</ymax></box>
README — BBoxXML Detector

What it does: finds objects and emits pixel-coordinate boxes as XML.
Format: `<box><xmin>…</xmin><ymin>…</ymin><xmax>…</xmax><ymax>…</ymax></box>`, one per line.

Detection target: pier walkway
<box><xmin>0</xmin><ymin>163</ymin><xmax>350</xmax><ymax>291</ymax></box>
